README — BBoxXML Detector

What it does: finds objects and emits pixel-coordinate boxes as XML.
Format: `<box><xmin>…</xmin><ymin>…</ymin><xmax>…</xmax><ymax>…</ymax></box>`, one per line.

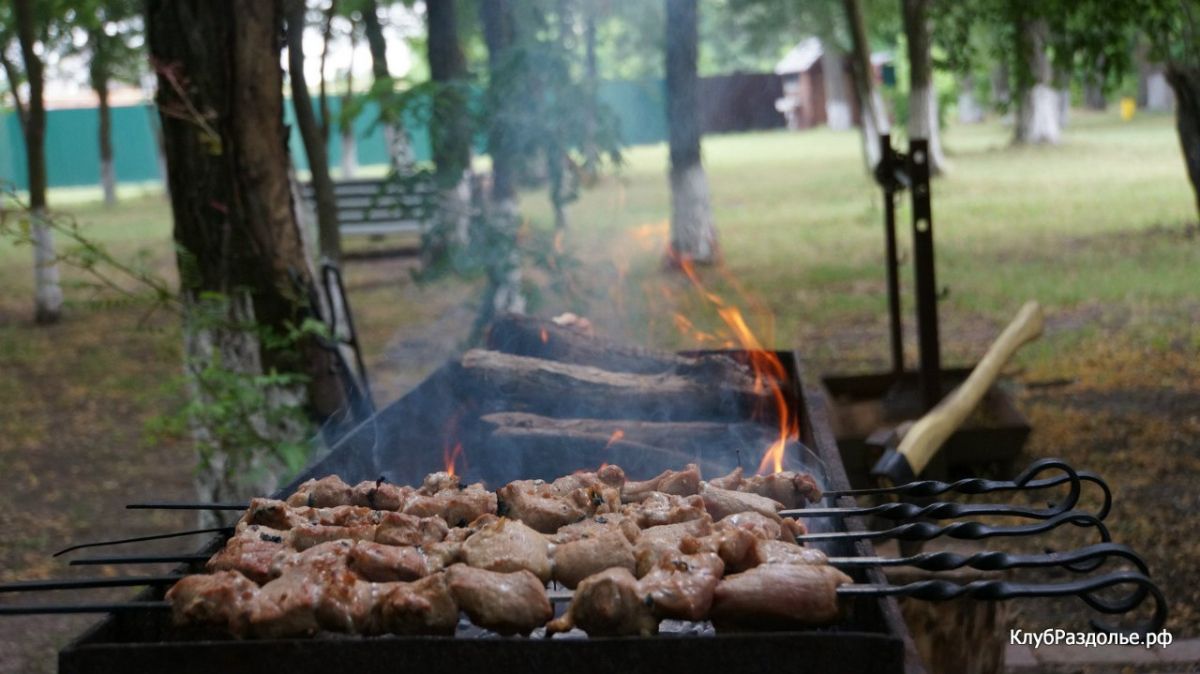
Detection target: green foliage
<box><xmin>0</xmin><ymin>182</ymin><xmax>317</xmax><ymax>484</ymax></box>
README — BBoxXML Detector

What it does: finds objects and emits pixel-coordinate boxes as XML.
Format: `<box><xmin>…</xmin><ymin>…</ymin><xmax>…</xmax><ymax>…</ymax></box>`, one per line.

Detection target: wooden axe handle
<box><xmin>897</xmin><ymin>301</ymin><xmax>1045</xmax><ymax>476</ymax></box>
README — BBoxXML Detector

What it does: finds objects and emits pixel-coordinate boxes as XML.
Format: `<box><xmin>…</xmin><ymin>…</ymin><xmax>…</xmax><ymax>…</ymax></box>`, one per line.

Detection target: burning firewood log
<box><xmin>458</xmin><ymin>349</ymin><xmax>773</xmax><ymax>422</ymax></box>
<box><xmin>479</xmin><ymin>412</ymin><xmax>778</xmax><ymax>455</ymax></box>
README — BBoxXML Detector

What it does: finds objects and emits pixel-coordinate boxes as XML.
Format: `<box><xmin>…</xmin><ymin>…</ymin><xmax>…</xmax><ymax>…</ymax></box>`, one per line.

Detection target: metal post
<box><xmin>908</xmin><ymin>139</ymin><xmax>941</xmax><ymax>410</ymax></box>
<box><xmin>880</xmin><ymin>134</ymin><xmax>904</xmax><ymax>376</ymax></box>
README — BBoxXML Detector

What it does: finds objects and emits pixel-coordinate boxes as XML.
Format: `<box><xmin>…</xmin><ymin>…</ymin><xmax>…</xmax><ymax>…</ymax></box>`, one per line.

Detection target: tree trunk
<box><xmin>842</xmin><ymin>0</ymin><xmax>888</xmax><ymax>170</ymax></box>
<box><xmin>957</xmin><ymin>74</ymin><xmax>984</xmax><ymax>123</ymax></box>
<box><xmin>1054</xmin><ymin>67</ymin><xmax>1070</xmax><ymax>129</ymax></box>
<box><xmin>1166</xmin><ymin>63</ymin><xmax>1200</xmax><ymax>219</ymax></box>
<box><xmin>665</xmin><ymin>0</ymin><xmax>716</xmax><ymax>265</ymax></box>
<box><xmin>991</xmin><ymin>63</ymin><xmax>1011</xmax><ymax>113</ymax></box>
<box><xmin>1084</xmin><ymin>82</ymin><xmax>1107</xmax><ymax>111</ymax></box>
<box><xmin>95</xmin><ymin>71</ymin><xmax>117</xmax><ymax>207</ymax></box>
<box><xmin>340</xmin><ymin>29</ymin><xmax>359</xmax><ymax>179</ymax></box>
<box><xmin>0</xmin><ymin>47</ymin><xmax>27</xmax><ymax>139</ymax></box>
<box><xmin>147</xmin><ymin>0</ymin><xmax>347</xmax><ymax>512</ymax></box>
<box><xmin>479</xmin><ymin>0</ymin><xmax>525</xmax><ymax>325</ymax></box>
<box><xmin>902</xmin><ymin>0</ymin><xmax>945</xmax><ymax>174</ymax></box>
<box><xmin>362</xmin><ymin>0</ymin><xmax>415</xmax><ymax>169</ymax></box>
<box><xmin>286</xmin><ymin>0</ymin><xmax>341</xmax><ymax>262</ymax></box>
<box><xmin>1014</xmin><ymin>18</ymin><xmax>1060</xmax><ymax>145</ymax></box>
<box><xmin>426</xmin><ymin>0</ymin><xmax>472</xmax><ymax>263</ymax></box>
<box><xmin>823</xmin><ymin>49</ymin><xmax>854</xmax><ymax>130</ymax></box>
<box><xmin>14</xmin><ymin>0</ymin><xmax>63</xmax><ymax>324</ymax></box>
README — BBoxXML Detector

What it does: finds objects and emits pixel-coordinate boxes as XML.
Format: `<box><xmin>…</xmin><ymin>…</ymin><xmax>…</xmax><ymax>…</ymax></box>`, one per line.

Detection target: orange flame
<box><xmin>443</xmin><ymin>442</ymin><xmax>465</xmax><ymax>478</ymax></box>
<box><xmin>668</xmin><ymin>252</ymin><xmax>795</xmax><ymax>475</ymax></box>
<box><xmin>603</xmin><ymin>429</ymin><xmax>626</xmax><ymax>449</ymax></box>
<box><xmin>539</xmin><ymin>327</ymin><xmax>549</xmax><ymax>344</ymax></box>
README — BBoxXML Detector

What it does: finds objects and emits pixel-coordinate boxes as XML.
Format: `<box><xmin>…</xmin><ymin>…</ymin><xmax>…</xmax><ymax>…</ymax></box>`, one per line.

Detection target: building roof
<box><xmin>775</xmin><ymin>37</ymin><xmax>823</xmax><ymax>75</ymax></box>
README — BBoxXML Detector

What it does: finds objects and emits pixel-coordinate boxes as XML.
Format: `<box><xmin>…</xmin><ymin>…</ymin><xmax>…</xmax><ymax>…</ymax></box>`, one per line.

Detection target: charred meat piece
<box><xmin>741</xmin><ymin>471</ymin><xmax>822</xmax><ymax>508</ymax></box>
<box><xmin>546</xmin><ymin>567</ymin><xmax>658</xmax><ymax>637</ymax></box>
<box><xmin>373</xmin><ymin>512</ymin><xmax>449</xmax><ymax>547</ymax></box>
<box><xmin>419</xmin><ymin>471</ymin><xmax>462</xmax><ymax>495</ymax></box>
<box><xmin>638</xmin><ymin>551</ymin><xmax>724</xmax><ymax>621</ymax></box>
<box><xmin>287</xmin><ymin>475</ymin><xmax>353</xmax><ymax>508</ymax></box>
<box><xmin>551</xmin><ymin>513</ymin><xmax>641</xmax><ymax>545</ymax></box>
<box><xmin>205</xmin><ymin>526</ymin><xmax>288</xmax><ymax>584</ymax></box>
<box><xmin>708</xmin><ymin>467</ymin><xmax>744</xmax><ymax>491</ymax></box>
<box><xmin>446</xmin><ymin>564</ymin><xmax>553</xmax><ymax>635</ymax></box>
<box><xmin>237</xmin><ymin>498</ymin><xmax>312</xmax><ymax>532</ymax></box>
<box><xmin>290</xmin><ymin>523</ymin><xmax>376</xmax><ymax>551</ymax></box>
<box><xmin>347</xmin><ymin>541</ymin><xmax>430</xmax><ymax>582</ymax></box>
<box><xmin>167</xmin><ymin>570</ymin><xmax>261</xmax><ymax>637</ymax></box>
<box><xmin>710</xmin><ymin>563</ymin><xmax>851</xmax><ymax>629</ymax></box>
<box><xmin>747</xmin><ymin>539</ymin><xmax>828</xmax><ymax>567</ymax></box>
<box><xmin>699</xmin><ymin>482</ymin><xmax>782</xmax><ymax>521</ymax></box>
<box><xmin>551</xmin><ymin>528</ymin><xmax>637</xmax><ymax>589</ymax></box>
<box><xmin>461</xmin><ymin>517</ymin><xmax>553</xmax><ymax>582</ymax></box>
<box><xmin>623</xmin><ymin>492</ymin><xmax>707</xmax><ymax>528</ymax></box>
<box><xmin>404</xmin><ymin>483</ymin><xmax>497</xmax><ymax>527</ymax></box>
<box><xmin>681</xmin><ymin>521</ymin><xmax>758</xmax><ymax>572</ymax></box>
<box><xmin>621</xmin><ymin>464</ymin><xmax>701</xmax><ymax>503</ymax></box>
<box><xmin>550</xmin><ymin>464</ymin><xmax>627</xmax><ymax>493</ymax></box>
<box><xmin>633</xmin><ymin>517</ymin><xmax>713</xmax><ymax>577</ymax></box>
<box><xmin>497</xmin><ymin>479</ymin><xmax>589</xmax><ymax>533</ymax></box>
<box><xmin>376</xmin><ymin>573</ymin><xmax>460</xmax><ymax>636</ymax></box>
<box><xmin>350</xmin><ymin>480</ymin><xmax>411</xmax><ymax>511</ymax></box>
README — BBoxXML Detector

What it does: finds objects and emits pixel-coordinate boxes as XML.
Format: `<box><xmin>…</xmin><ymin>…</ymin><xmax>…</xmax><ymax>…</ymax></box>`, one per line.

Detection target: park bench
<box><xmin>300</xmin><ymin>177</ymin><xmax>435</xmax><ymax>238</ymax></box>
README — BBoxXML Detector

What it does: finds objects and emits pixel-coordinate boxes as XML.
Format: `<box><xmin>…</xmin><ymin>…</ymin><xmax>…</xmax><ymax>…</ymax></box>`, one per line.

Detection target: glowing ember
<box><xmin>540</xmin><ymin>327</ymin><xmax>549</xmax><ymax>344</ymax></box>
<box><xmin>443</xmin><ymin>442</ymin><xmax>465</xmax><ymax>478</ymax></box>
<box><xmin>603</xmin><ymin>429</ymin><xmax>626</xmax><ymax>449</ymax></box>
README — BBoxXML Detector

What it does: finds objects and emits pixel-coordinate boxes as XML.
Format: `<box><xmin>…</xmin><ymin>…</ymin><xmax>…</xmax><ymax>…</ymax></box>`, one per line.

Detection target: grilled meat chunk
<box><xmin>708</xmin><ymin>467</ymin><xmax>745</xmax><ymax>491</ymax></box>
<box><xmin>403</xmin><ymin>482</ymin><xmax>497</xmax><ymax>527</ymax></box>
<box><xmin>633</xmin><ymin>517</ymin><xmax>713</xmax><ymax>577</ymax></box>
<box><xmin>710</xmin><ymin>564</ymin><xmax>851</xmax><ymax>628</ymax></box>
<box><xmin>622</xmin><ymin>492</ymin><xmax>708</xmax><ymax>528</ymax></box>
<box><xmin>747</xmin><ymin>539</ymin><xmax>828</xmax><ymax>567</ymax></box>
<box><xmin>205</xmin><ymin>526</ymin><xmax>288</xmax><ymax>584</ymax></box>
<box><xmin>287</xmin><ymin>475</ymin><xmax>354</xmax><ymax>508</ymax></box>
<box><xmin>419</xmin><ymin>471</ymin><xmax>462</xmax><ymax>495</ymax></box>
<box><xmin>350</xmin><ymin>480</ymin><xmax>411</xmax><ymax>511</ymax></box>
<box><xmin>551</xmin><ymin>528</ymin><xmax>636</xmax><ymax>589</ymax></box>
<box><xmin>551</xmin><ymin>513</ymin><xmax>641</xmax><ymax>545</ymax></box>
<box><xmin>347</xmin><ymin>541</ymin><xmax>430</xmax><ymax>582</ymax></box>
<box><xmin>699</xmin><ymin>483</ymin><xmax>782</xmax><ymax>521</ymax></box>
<box><xmin>446</xmin><ymin>564</ymin><xmax>553</xmax><ymax>635</ymax></box>
<box><xmin>742</xmin><ymin>471</ymin><xmax>822</xmax><ymax>508</ymax></box>
<box><xmin>719</xmin><ymin>511</ymin><xmax>785</xmax><ymax>541</ymax></box>
<box><xmin>550</xmin><ymin>464</ymin><xmax>627</xmax><ymax>493</ymax></box>
<box><xmin>621</xmin><ymin>464</ymin><xmax>701</xmax><ymax>503</ymax></box>
<box><xmin>167</xmin><ymin>570</ymin><xmax>261</xmax><ymax>637</ymax></box>
<box><xmin>497</xmin><ymin>479</ymin><xmax>589</xmax><ymax>533</ymax></box>
<box><xmin>290</xmin><ymin>523</ymin><xmax>376</xmax><ymax>551</ymax></box>
<box><xmin>373</xmin><ymin>511</ymin><xmax>449</xmax><ymax>547</ymax></box>
<box><xmin>238</xmin><ymin>498</ymin><xmax>310</xmax><ymax>531</ymax></box>
<box><xmin>461</xmin><ymin>517</ymin><xmax>553</xmax><ymax>582</ymax></box>
<box><xmin>546</xmin><ymin>567</ymin><xmax>658</xmax><ymax>637</ymax></box>
<box><xmin>376</xmin><ymin>573</ymin><xmax>460</xmax><ymax>636</ymax></box>
<box><xmin>639</xmin><ymin>551</ymin><xmax>724</xmax><ymax>621</ymax></box>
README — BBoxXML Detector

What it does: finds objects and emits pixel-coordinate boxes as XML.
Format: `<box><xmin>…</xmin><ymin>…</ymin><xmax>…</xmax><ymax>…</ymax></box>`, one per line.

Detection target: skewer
<box><xmin>68</xmin><ymin>553</ymin><xmax>211</xmax><ymax>566</ymax></box>
<box><xmin>127</xmin><ymin>502</ymin><xmax>248</xmax><ymax>511</ymax></box>
<box><xmin>783</xmin><ymin>496</ymin><xmax>1079</xmax><ymax>521</ymax></box>
<box><xmin>823</xmin><ymin>458</ymin><xmax>1113</xmax><ymax>521</ymax></box>
<box><xmin>0</xmin><ymin>572</ymin><xmax>1164</xmax><ymax>632</ymax></box>
<box><xmin>52</xmin><ymin>527</ymin><xmax>234</xmax><ymax>558</ymax></box>
<box><xmin>0</xmin><ymin>575</ymin><xmax>182</xmax><ymax>593</ymax></box>
<box><xmin>795</xmin><ymin>510</ymin><xmax>1110</xmax><ymax>548</ymax></box>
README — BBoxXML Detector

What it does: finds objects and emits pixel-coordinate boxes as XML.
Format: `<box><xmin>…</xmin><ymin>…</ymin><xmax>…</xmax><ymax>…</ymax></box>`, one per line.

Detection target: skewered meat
<box><xmin>206</xmin><ymin>525</ymin><xmax>288</xmax><ymax>584</ymax></box>
<box><xmin>551</xmin><ymin>528</ymin><xmax>637</xmax><ymax>589</ymax></box>
<box><xmin>373</xmin><ymin>511</ymin><xmax>449</xmax><ymax>547</ymax></box>
<box><xmin>681</xmin><ymin>522</ymin><xmax>758</xmax><ymax>572</ymax></box>
<box><xmin>546</xmin><ymin>567</ymin><xmax>658</xmax><ymax>637</ymax></box>
<box><xmin>710</xmin><ymin>564</ymin><xmax>851</xmax><ymax>628</ymax></box>
<box><xmin>708</xmin><ymin>467</ymin><xmax>745</xmax><ymax>491</ymax></box>
<box><xmin>621</xmin><ymin>464</ymin><xmax>701</xmax><ymax>503</ymax></box>
<box><xmin>497</xmin><ymin>480</ymin><xmax>589</xmax><ymax>533</ymax></box>
<box><xmin>167</xmin><ymin>570</ymin><xmax>261</xmax><ymax>637</ymax></box>
<box><xmin>351</xmin><ymin>480</ymin><xmax>411</xmax><ymax>511</ymax></box>
<box><xmin>446</xmin><ymin>564</ymin><xmax>553</xmax><ymax>635</ymax></box>
<box><xmin>238</xmin><ymin>498</ymin><xmax>311</xmax><ymax>531</ymax></box>
<box><xmin>550</xmin><ymin>464</ymin><xmax>627</xmax><ymax>494</ymax></box>
<box><xmin>551</xmin><ymin>513</ymin><xmax>641</xmax><ymax>545</ymax></box>
<box><xmin>718</xmin><ymin>511</ymin><xmax>787</xmax><ymax>542</ymax></box>
<box><xmin>741</xmin><ymin>471</ymin><xmax>822</xmax><ymax>508</ymax></box>
<box><xmin>290</xmin><ymin>523</ymin><xmax>376</xmax><ymax>551</ymax></box>
<box><xmin>622</xmin><ymin>492</ymin><xmax>707</xmax><ymax>528</ymax></box>
<box><xmin>633</xmin><ymin>517</ymin><xmax>713</xmax><ymax>576</ymax></box>
<box><xmin>287</xmin><ymin>475</ymin><xmax>354</xmax><ymax>508</ymax></box>
<box><xmin>639</xmin><ymin>550</ymin><xmax>723</xmax><ymax>621</ymax></box>
<box><xmin>461</xmin><ymin>517</ymin><xmax>553</xmax><ymax>582</ymax></box>
<box><xmin>747</xmin><ymin>539</ymin><xmax>828</xmax><ymax>567</ymax></box>
<box><xmin>699</xmin><ymin>483</ymin><xmax>782</xmax><ymax>521</ymax></box>
<box><xmin>376</xmin><ymin>573</ymin><xmax>460</xmax><ymax>636</ymax></box>
<box><xmin>347</xmin><ymin>541</ymin><xmax>430</xmax><ymax>582</ymax></box>
<box><xmin>404</xmin><ymin>482</ymin><xmax>497</xmax><ymax>527</ymax></box>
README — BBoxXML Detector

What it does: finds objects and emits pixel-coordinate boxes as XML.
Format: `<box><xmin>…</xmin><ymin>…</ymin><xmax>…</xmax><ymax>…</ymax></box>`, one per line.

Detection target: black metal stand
<box><xmin>907</xmin><ymin>140</ymin><xmax>941</xmax><ymax>411</ymax></box>
<box><xmin>878</xmin><ymin>135</ymin><xmax>906</xmax><ymax>377</ymax></box>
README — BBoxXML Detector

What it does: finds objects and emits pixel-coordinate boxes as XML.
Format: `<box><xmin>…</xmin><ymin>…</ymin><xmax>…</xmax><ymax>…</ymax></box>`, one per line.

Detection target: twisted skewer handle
<box><xmin>797</xmin><ymin>509</ymin><xmax>1110</xmax><ymax>546</ymax></box>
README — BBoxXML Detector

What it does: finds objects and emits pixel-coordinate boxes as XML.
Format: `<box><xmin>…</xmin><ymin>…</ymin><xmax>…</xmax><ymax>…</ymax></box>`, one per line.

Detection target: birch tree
<box><xmin>903</xmin><ymin>0</ymin><xmax>947</xmax><ymax>173</ymax></box>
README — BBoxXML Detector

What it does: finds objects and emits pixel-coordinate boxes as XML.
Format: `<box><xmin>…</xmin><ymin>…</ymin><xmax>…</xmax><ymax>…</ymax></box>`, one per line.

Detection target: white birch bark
<box><xmin>957</xmin><ymin>75</ymin><xmax>984</xmax><ymax>124</ymax></box>
<box><xmin>908</xmin><ymin>82</ymin><xmax>947</xmax><ymax>173</ymax></box>
<box><xmin>31</xmin><ymin>208</ymin><xmax>63</xmax><ymax>323</ymax></box>
<box><xmin>100</xmin><ymin>159</ymin><xmax>117</xmax><ymax>206</ymax></box>
<box><xmin>340</xmin><ymin>129</ymin><xmax>358</xmax><ymax>178</ymax></box>
<box><xmin>1017</xmin><ymin>84</ymin><xmax>1061</xmax><ymax>144</ymax></box>
<box><xmin>490</xmin><ymin>199</ymin><xmax>525</xmax><ymax>315</ymax></box>
<box><xmin>669</xmin><ymin>163</ymin><xmax>717</xmax><ymax>263</ymax></box>
<box><xmin>823</xmin><ymin>50</ymin><xmax>853</xmax><ymax>131</ymax></box>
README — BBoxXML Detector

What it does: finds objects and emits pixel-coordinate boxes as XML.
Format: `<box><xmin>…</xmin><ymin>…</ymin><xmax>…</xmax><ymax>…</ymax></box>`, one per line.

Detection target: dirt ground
<box><xmin>1</xmin><ymin>251</ymin><xmax>1198</xmax><ymax>673</ymax></box>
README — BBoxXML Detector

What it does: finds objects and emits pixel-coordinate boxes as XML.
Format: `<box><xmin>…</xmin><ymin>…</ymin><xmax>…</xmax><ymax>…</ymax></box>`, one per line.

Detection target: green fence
<box><xmin>0</xmin><ymin>79</ymin><xmax>670</xmax><ymax>191</ymax></box>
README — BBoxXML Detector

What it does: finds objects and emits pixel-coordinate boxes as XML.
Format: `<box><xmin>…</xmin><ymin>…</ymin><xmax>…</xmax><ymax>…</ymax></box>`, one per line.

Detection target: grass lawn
<box><xmin>1</xmin><ymin>109</ymin><xmax>1198</xmax><ymax>671</ymax></box>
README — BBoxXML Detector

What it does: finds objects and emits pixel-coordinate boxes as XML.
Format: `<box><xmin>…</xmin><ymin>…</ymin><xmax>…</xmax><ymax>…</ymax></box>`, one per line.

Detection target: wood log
<box><xmin>485</xmin><ymin>313</ymin><xmax>755</xmax><ymax>383</ymax></box>
<box><xmin>458</xmin><ymin>349</ymin><xmax>771</xmax><ymax>422</ymax></box>
<box><xmin>479</xmin><ymin>412</ymin><xmax>776</xmax><ymax>454</ymax></box>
